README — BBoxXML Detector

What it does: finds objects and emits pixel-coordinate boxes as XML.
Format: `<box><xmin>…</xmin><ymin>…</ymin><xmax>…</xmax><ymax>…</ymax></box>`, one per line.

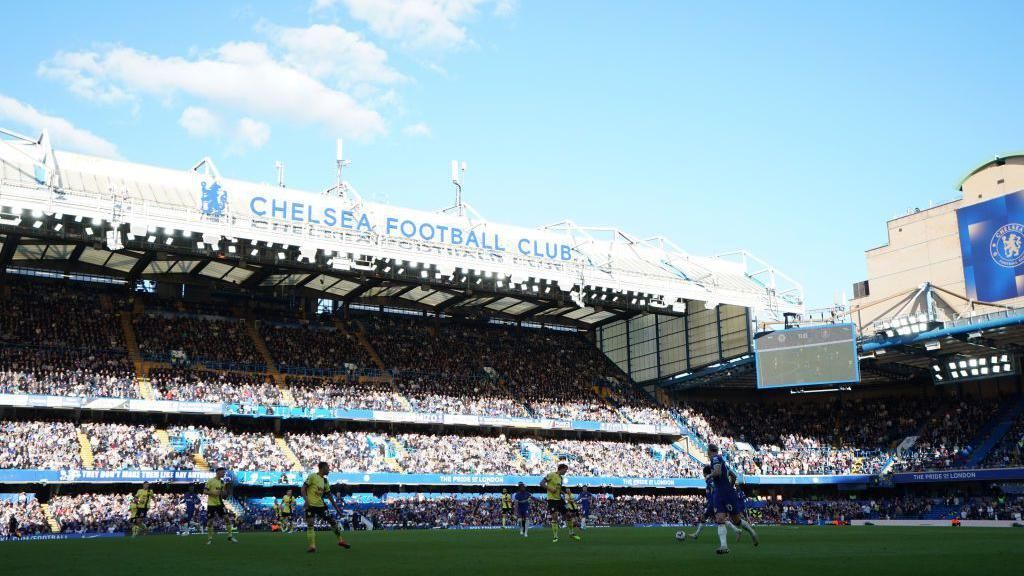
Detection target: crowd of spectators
<box><xmin>48</xmin><ymin>493</ymin><xmax>179</xmax><ymax>533</ymax></box>
<box><xmin>0</xmin><ymin>280</ymin><xmax>125</xmax><ymax>351</ymax></box>
<box><xmin>287</xmin><ymin>374</ymin><xmax>408</xmax><ymax>412</ymax></box>
<box><xmin>0</xmin><ymin>347</ymin><xmax>137</xmax><ymax>399</ymax></box>
<box><xmin>288</xmin><ymin>430</ymin><xmax>397</xmax><ymax>473</ymax></box>
<box><xmin>149</xmin><ymin>367</ymin><xmax>280</xmax><ymax>405</ymax></box>
<box><xmin>0</xmin><ymin>495</ymin><xmax>48</xmax><ymax>537</ymax></box>
<box><xmin>361</xmin><ymin>315</ymin><xmax>670</xmax><ymax>424</ymax></box>
<box><xmin>258</xmin><ymin>322</ymin><xmax>370</xmax><ymax>374</ymax></box>
<box><xmin>678</xmin><ymin>396</ymin><xmax>1012</xmax><ymax>475</ymax></box>
<box><xmin>398</xmin><ymin>374</ymin><xmax>529</xmax><ymax>417</ymax></box>
<box><xmin>82</xmin><ymin>423</ymin><xmax>191</xmax><ymax>470</ymax></box>
<box><xmin>178</xmin><ymin>426</ymin><xmax>292</xmax><ymax>472</ymax></box>
<box><xmin>984</xmin><ymin>413</ymin><xmax>1024</xmax><ymax>468</ymax></box>
<box><xmin>894</xmin><ymin>400</ymin><xmax>1002</xmax><ymax>471</ymax></box>
<box><xmin>134</xmin><ymin>313</ymin><xmax>263</xmax><ymax>368</ymax></box>
<box><xmin>0</xmin><ymin>420</ymin><xmax>82</xmax><ymax>470</ymax></box>
<box><xmin>286</xmin><ymin>430</ymin><xmax>699</xmax><ymax>478</ymax></box>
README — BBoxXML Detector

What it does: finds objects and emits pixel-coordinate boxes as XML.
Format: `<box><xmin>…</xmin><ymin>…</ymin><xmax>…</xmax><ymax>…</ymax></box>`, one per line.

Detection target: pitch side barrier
<box><xmin>0</xmin><ymin>469</ymin><xmax>870</xmax><ymax>487</ymax></box>
<box><xmin>4</xmin><ymin>468</ymin><xmax>1023</xmax><ymax>487</ymax></box>
<box><xmin>0</xmin><ymin>393</ymin><xmax>681</xmax><ymax>437</ymax></box>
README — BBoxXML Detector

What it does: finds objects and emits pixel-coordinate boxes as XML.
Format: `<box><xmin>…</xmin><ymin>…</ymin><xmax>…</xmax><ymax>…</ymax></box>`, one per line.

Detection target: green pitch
<box><xmin>2</xmin><ymin>526</ymin><xmax>1022</xmax><ymax>576</ymax></box>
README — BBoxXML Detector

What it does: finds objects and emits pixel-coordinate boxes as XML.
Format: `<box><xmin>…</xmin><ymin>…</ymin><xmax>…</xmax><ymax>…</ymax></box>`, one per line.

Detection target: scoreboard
<box><xmin>754</xmin><ymin>324</ymin><xmax>860</xmax><ymax>389</ymax></box>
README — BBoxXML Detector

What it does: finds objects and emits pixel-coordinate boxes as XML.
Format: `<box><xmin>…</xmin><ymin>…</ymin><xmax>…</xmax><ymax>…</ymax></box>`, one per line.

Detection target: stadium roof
<box><xmin>0</xmin><ymin>128</ymin><xmax>803</xmax><ymax>328</ymax></box>
<box><xmin>957</xmin><ymin>153</ymin><xmax>1024</xmax><ymax>190</ymax></box>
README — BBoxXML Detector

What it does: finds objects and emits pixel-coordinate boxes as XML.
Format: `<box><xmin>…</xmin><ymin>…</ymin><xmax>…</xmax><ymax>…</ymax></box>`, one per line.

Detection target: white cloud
<box><xmin>403</xmin><ymin>122</ymin><xmax>430</xmax><ymax>137</ymax></box>
<box><xmin>257</xmin><ymin>22</ymin><xmax>406</xmax><ymax>88</ymax></box>
<box><xmin>235</xmin><ymin>117</ymin><xmax>270</xmax><ymax>149</ymax></box>
<box><xmin>178</xmin><ymin>106</ymin><xmax>223</xmax><ymax>138</ymax></box>
<box><xmin>340</xmin><ymin>0</ymin><xmax>486</xmax><ymax>50</ymax></box>
<box><xmin>310</xmin><ymin>0</ymin><xmax>340</xmax><ymax>12</ymax></box>
<box><xmin>39</xmin><ymin>42</ymin><xmax>386</xmax><ymax>139</ymax></box>
<box><xmin>493</xmin><ymin>0</ymin><xmax>516</xmax><ymax>17</ymax></box>
<box><xmin>36</xmin><ymin>51</ymin><xmax>133</xmax><ymax>105</ymax></box>
<box><xmin>0</xmin><ymin>93</ymin><xmax>120</xmax><ymax>158</ymax></box>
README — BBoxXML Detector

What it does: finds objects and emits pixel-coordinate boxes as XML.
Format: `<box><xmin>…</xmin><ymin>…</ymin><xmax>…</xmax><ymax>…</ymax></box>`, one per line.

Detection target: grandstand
<box><xmin>1</xmin><ymin>130</ymin><xmax>1023</xmax><ymax>553</ymax></box>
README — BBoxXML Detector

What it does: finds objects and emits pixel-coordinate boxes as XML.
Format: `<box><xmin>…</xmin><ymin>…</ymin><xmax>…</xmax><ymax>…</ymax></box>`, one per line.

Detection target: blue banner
<box><xmin>0</xmin><ymin>532</ymin><xmax>126</xmax><ymax>542</ymax></box>
<box><xmin>3</xmin><ymin>467</ymin><xmax>944</xmax><ymax>488</ymax></box>
<box><xmin>891</xmin><ymin>467</ymin><xmax>1024</xmax><ymax>484</ymax></box>
<box><xmin>740</xmin><ymin>474</ymin><xmax>873</xmax><ymax>485</ymax></box>
<box><xmin>956</xmin><ymin>189</ymin><xmax>1024</xmax><ymax>301</ymax></box>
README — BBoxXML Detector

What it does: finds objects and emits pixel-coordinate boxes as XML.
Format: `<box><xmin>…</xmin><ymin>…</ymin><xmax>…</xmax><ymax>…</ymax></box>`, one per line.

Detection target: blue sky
<box><xmin>1</xmin><ymin>0</ymin><xmax>1022</xmax><ymax>308</ymax></box>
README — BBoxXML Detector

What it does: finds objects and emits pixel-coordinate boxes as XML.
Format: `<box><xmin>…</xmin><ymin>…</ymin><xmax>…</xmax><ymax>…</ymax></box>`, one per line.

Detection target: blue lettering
<box><xmin>251</xmin><ymin>197</ymin><xmax>267</xmax><ymax>217</ymax></box>
<box><xmin>518</xmin><ymin>238</ymin><xmax>530</xmax><ymax>255</ymax></box>
<box><xmin>386</xmin><ymin>217</ymin><xmax>400</xmax><ymax>236</ymax></box>
<box><xmin>451</xmin><ymin>227</ymin><xmax>463</xmax><ymax>245</ymax></box>
<box><xmin>271</xmin><ymin>199</ymin><xmax>287</xmax><ymax>220</ymax></box>
<box><xmin>466</xmin><ymin>230</ymin><xmax>480</xmax><ymax>248</ymax></box>
<box><xmin>436</xmin><ymin>225</ymin><xmax>449</xmax><ymax>243</ymax></box>
<box><xmin>494</xmin><ymin>234</ymin><xmax>506</xmax><ymax>251</ymax></box>
<box><xmin>400</xmin><ymin>220</ymin><xmax>417</xmax><ymax>238</ymax></box>
<box><xmin>561</xmin><ymin>245</ymin><xmax>572</xmax><ymax>261</ymax></box>
<box><xmin>341</xmin><ymin>210</ymin><xmax>354</xmax><ymax>229</ymax></box>
<box><xmin>308</xmin><ymin>204</ymin><xmax>320</xmax><ymax>225</ymax></box>
<box><xmin>324</xmin><ymin>207</ymin><xmax>337</xmax><ymax>227</ymax></box>
<box><xmin>545</xmin><ymin>242</ymin><xmax>557</xmax><ymax>259</ymax></box>
<box><xmin>291</xmin><ymin>202</ymin><xmax>305</xmax><ymax>222</ymax></box>
<box><xmin>419</xmin><ymin>223</ymin><xmax>436</xmax><ymax>241</ymax></box>
<box><xmin>532</xmin><ymin>240</ymin><xmax>543</xmax><ymax>258</ymax></box>
<box><xmin>357</xmin><ymin>213</ymin><xmax>372</xmax><ymax>232</ymax></box>
<box><xmin>481</xmin><ymin>232</ymin><xmax>493</xmax><ymax>250</ymax></box>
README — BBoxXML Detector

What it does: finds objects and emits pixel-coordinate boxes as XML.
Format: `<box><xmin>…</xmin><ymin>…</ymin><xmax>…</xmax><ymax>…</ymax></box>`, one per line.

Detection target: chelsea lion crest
<box><xmin>990</xmin><ymin>223</ymin><xmax>1024</xmax><ymax>268</ymax></box>
<box><xmin>200</xmin><ymin>180</ymin><xmax>228</xmax><ymax>217</ymax></box>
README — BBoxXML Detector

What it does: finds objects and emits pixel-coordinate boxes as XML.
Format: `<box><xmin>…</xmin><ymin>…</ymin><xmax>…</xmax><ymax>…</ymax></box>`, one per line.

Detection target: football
<box><xmin>675</xmin><ymin>531</ymin><xmax>687</xmax><ymax>541</ymax></box>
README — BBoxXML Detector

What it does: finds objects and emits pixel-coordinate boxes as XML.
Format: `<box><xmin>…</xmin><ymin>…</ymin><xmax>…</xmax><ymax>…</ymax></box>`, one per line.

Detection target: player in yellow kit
<box><xmin>281</xmin><ymin>489</ymin><xmax>297</xmax><ymax>533</ymax></box>
<box><xmin>500</xmin><ymin>488</ymin><xmax>514</xmax><ymax>528</ymax></box>
<box><xmin>563</xmin><ymin>486</ymin><xmax>583</xmax><ymax>532</ymax></box>
<box><xmin>272</xmin><ymin>499</ymin><xmax>282</xmax><ymax>530</ymax></box>
<box><xmin>131</xmin><ymin>482</ymin><xmax>154</xmax><ymax>538</ymax></box>
<box><xmin>204</xmin><ymin>467</ymin><xmax>237</xmax><ymax>544</ymax></box>
<box><xmin>540</xmin><ymin>463</ymin><xmax>580</xmax><ymax>543</ymax></box>
<box><xmin>301</xmin><ymin>461</ymin><xmax>351</xmax><ymax>552</ymax></box>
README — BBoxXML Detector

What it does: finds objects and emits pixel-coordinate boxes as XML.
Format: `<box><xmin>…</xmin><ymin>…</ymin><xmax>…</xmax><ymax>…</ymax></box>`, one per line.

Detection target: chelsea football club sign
<box><xmin>195</xmin><ymin>179</ymin><xmax>575</xmax><ymax>262</ymax></box>
<box><xmin>957</xmin><ymin>190</ymin><xmax>1024</xmax><ymax>301</ymax></box>
<box><xmin>990</xmin><ymin>223</ymin><xmax>1024</xmax><ymax>268</ymax></box>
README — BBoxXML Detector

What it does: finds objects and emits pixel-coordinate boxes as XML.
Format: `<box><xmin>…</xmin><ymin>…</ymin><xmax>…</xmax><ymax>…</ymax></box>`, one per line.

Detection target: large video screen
<box><xmin>755</xmin><ymin>324</ymin><xmax>859</xmax><ymax>389</ymax></box>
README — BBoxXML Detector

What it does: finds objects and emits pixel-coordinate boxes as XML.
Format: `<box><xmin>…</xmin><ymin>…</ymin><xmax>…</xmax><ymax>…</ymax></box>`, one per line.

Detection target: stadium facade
<box><xmin>851</xmin><ymin>154</ymin><xmax>1024</xmax><ymax>331</ymax></box>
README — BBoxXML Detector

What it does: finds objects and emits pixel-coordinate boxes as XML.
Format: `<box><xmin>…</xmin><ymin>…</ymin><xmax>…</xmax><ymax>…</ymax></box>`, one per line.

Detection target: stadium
<box><xmin>2</xmin><ymin>5</ymin><xmax>1024</xmax><ymax>574</ymax></box>
<box><xmin>0</xmin><ymin>127</ymin><xmax>1022</xmax><ymax>573</ymax></box>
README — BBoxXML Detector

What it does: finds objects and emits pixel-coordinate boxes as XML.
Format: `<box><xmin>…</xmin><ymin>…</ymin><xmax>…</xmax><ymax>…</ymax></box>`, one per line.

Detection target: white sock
<box><xmin>740</xmin><ymin>519</ymin><xmax>757</xmax><ymax>537</ymax></box>
<box><xmin>725</xmin><ymin>520</ymin><xmax>741</xmax><ymax>535</ymax></box>
<box><xmin>717</xmin><ymin>524</ymin><xmax>728</xmax><ymax>548</ymax></box>
<box><xmin>693</xmin><ymin>524</ymin><xmax>704</xmax><ymax>537</ymax></box>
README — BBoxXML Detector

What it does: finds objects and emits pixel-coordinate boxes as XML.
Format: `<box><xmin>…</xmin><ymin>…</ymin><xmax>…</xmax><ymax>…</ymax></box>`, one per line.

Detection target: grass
<box><xmin>2</xmin><ymin>526</ymin><xmax>1023</xmax><ymax>576</ymax></box>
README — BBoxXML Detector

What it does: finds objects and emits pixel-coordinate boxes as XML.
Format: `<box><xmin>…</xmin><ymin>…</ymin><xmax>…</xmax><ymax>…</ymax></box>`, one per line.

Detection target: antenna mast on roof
<box><xmin>442</xmin><ymin>160</ymin><xmax>467</xmax><ymax>217</ymax></box>
<box><xmin>324</xmin><ymin>137</ymin><xmax>352</xmax><ymax>199</ymax></box>
<box><xmin>275</xmin><ymin>161</ymin><xmax>285</xmax><ymax>187</ymax></box>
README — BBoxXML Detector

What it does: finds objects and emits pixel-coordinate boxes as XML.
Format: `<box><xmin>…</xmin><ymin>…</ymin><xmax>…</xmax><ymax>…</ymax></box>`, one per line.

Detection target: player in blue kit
<box><xmin>513</xmin><ymin>482</ymin><xmax>533</xmax><ymax>537</ymax></box>
<box><xmin>688</xmin><ymin>465</ymin><xmax>738</xmax><ymax>541</ymax></box>
<box><xmin>182</xmin><ymin>486</ymin><xmax>200</xmax><ymax>534</ymax></box>
<box><xmin>708</xmin><ymin>444</ymin><xmax>758</xmax><ymax>554</ymax></box>
<box><xmin>730</xmin><ymin>472</ymin><xmax>750</xmax><ymax>542</ymax></box>
<box><xmin>577</xmin><ymin>486</ymin><xmax>593</xmax><ymax>529</ymax></box>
